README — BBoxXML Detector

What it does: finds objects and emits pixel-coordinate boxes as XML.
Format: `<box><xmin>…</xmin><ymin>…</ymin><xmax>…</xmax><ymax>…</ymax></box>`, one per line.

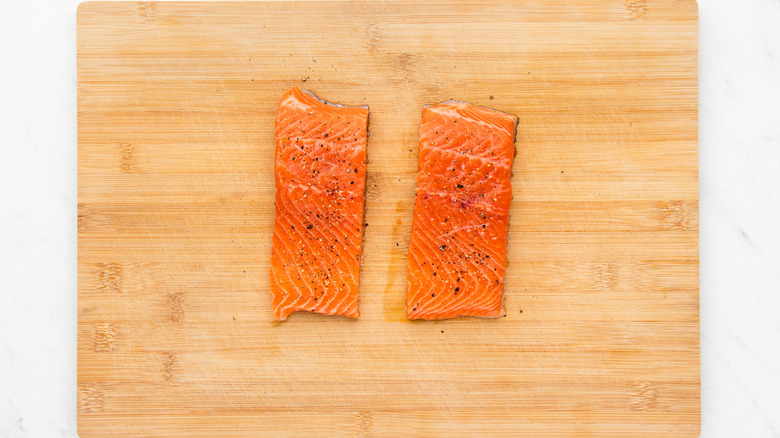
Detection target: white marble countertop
<box><xmin>1</xmin><ymin>0</ymin><xmax>778</xmax><ymax>436</ymax></box>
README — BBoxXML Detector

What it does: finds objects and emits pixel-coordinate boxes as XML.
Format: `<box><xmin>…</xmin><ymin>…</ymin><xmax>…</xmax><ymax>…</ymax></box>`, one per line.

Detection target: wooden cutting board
<box><xmin>77</xmin><ymin>1</ymin><xmax>699</xmax><ymax>436</ymax></box>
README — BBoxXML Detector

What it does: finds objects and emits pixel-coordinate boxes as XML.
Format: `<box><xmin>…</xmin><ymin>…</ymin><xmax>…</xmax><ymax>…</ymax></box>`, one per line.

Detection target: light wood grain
<box><xmin>77</xmin><ymin>1</ymin><xmax>699</xmax><ymax>436</ymax></box>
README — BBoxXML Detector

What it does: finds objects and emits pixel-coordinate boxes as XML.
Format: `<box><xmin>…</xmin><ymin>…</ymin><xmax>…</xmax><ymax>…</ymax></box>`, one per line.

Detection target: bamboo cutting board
<box><xmin>77</xmin><ymin>1</ymin><xmax>699</xmax><ymax>436</ymax></box>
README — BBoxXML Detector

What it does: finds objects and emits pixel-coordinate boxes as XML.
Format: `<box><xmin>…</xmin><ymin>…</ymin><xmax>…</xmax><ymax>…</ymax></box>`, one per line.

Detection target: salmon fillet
<box><xmin>406</xmin><ymin>101</ymin><xmax>518</xmax><ymax>320</ymax></box>
<box><xmin>270</xmin><ymin>87</ymin><xmax>369</xmax><ymax>320</ymax></box>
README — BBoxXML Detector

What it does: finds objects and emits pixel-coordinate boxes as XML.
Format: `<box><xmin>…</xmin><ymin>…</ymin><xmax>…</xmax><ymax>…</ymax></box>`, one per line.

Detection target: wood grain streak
<box><xmin>92</xmin><ymin>322</ymin><xmax>116</xmax><ymax>352</ymax></box>
<box><xmin>95</xmin><ymin>263</ymin><xmax>122</xmax><ymax>294</ymax></box>
<box><xmin>625</xmin><ymin>0</ymin><xmax>648</xmax><ymax>21</ymax></box>
<box><xmin>78</xmin><ymin>0</ymin><xmax>699</xmax><ymax>436</ymax></box>
<box><xmin>78</xmin><ymin>384</ymin><xmax>105</xmax><ymax>413</ymax></box>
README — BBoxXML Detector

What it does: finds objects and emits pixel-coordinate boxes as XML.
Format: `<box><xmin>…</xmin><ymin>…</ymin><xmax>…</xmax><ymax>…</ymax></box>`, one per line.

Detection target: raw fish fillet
<box><xmin>406</xmin><ymin>100</ymin><xmax>518</xmax><ymax>320</ymax></box>
<box><xmin>270</xmin><ymin>87</ymin><xmax>369</xmax><ymax>320</ymax></box>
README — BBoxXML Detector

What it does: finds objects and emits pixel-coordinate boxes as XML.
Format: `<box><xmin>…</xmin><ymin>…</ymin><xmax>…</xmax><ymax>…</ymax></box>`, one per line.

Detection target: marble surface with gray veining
<box><xmin>1</xmin><ymin>0</ymin><xmax>778</xmax><ymax>436</ymax></box>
